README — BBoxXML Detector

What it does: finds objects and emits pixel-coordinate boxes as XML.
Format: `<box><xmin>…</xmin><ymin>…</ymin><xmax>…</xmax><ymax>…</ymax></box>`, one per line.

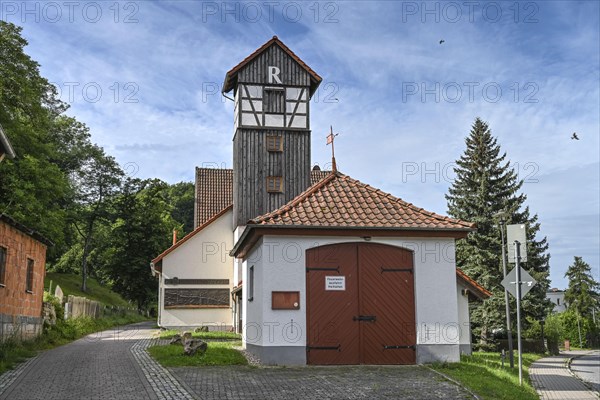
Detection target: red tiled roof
<box><xmin>249</xmin><ymin>172</ymin><xmax>475</xmax><ymax>231</ymax></box>
<box><xmin>456</xmin><ymin>268</ymin><xmax>492</xmax><ymax>299</ymax></box>
<box><xmin>222</xmin><ymin>36</ymin><xmax>322</xmax><ymax>95</ymax></box>
<box><xmin>152</xmin><ymin>205</ymin><xmax>233</xmax><ymax>268</ymax></box>
<box><xmin>195</xmin><ymin>168</ymin><xmax>233</xmax><ymax>228</ymax></box>
<box><xmin>195</xmin><ymin>168</ymin><xmax>331</xmax><ymax>228</ymax></box>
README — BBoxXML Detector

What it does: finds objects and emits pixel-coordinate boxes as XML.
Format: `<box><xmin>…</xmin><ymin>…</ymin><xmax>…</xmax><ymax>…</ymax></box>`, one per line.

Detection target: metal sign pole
<box><xmin>515</xmin><ymin>240</ymin><xmax>523</xmax><ymax>386</ymax></box>
<box><xmin>500</xmin><ymin>222</ymin><xmax>515</xmax><ymax>368</ymax></box>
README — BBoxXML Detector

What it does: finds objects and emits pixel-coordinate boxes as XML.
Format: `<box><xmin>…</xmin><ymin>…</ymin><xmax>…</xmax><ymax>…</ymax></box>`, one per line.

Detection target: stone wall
<box><xmin>0</xmin><ymin>313</ymin><xmax>44</xmax><ymax>341</ymax></box>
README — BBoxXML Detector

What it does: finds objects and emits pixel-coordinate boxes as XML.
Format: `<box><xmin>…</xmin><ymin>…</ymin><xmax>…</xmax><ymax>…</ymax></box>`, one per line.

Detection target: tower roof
<box><xmin>222</xmin><ymin>36</ymin><xmax>322</xmax><ymax>95</ymax></box>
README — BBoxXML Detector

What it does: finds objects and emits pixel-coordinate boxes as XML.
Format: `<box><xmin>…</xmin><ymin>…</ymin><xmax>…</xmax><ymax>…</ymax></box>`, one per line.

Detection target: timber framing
<box><xmin>222</xmin><ymin>36</ymin><xmax>322</xmax><ymax>95</ymax></box>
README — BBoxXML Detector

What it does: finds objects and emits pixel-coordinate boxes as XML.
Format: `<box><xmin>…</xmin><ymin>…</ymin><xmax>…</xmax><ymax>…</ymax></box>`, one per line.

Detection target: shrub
<box><xmin>523</xmin><ymin>317</ymin><xmax>541</xmax><ymax>340</ymax></box>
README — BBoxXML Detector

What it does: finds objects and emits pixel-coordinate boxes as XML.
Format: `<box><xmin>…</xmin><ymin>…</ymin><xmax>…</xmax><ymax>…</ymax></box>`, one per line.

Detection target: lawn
<box><xmin>159</xmin><ymin>329</ymin><xmax>241</xmax><ymax>341</ymax></box>
<box><xmin>431</xmin><ymin>352</ymin><xmax>543</xmax><ymax>400</ymax></box>
<box><xmin>45</xmin><ymin>272</ymin><xmax>132</xmax><ymax>308</ymax></box>
<box><xmin>147</xmin><ymin>341</ymin><xmax>248</xmax><ymax>367</ymax></box>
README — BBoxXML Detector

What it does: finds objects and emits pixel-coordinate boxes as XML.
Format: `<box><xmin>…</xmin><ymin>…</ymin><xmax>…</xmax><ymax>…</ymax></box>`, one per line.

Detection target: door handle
<box><xmin>353</xmin><ymin>315</ymin><xmax>376</xmax><ymax>322</ymax></box>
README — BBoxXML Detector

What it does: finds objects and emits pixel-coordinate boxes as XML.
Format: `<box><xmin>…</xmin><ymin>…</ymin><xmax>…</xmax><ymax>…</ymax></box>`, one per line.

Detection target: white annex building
<box><xmin>151</xmin><ymin>37</ymin><xmax>491</xmax><ymax>365</ymax></box>
<box><xmin>547</xmin><ymin>288</ymin><xmax>567</xmax><ymax>313</ymax></box>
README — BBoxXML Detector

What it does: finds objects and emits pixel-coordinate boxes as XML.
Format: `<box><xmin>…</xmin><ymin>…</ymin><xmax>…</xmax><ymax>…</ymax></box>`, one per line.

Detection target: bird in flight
<box><xmin>439</xmin><ymin>39</ymin><xmax>445</xmax><ymax>44</ymax></box>
<box><xmin>571</xmin><ymin>132</ymin><xmax>579</xmax><ymax>140</ymax></box>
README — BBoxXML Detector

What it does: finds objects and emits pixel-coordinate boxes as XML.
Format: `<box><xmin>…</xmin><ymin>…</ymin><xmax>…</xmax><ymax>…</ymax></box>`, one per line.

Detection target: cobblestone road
<box><xmin>0</xmin><ymin>321</ymin><xmax>193</xmax><ymax>400</ymax></box>
<box><xmin>1</xmin><ymin>322</ymin><xmax>475</xmax><ymax>400</ymax></box>
<box><xmin>172</xmin><ymin>365</ymin><xmax>474</xmax><ymax>399</ymax></box>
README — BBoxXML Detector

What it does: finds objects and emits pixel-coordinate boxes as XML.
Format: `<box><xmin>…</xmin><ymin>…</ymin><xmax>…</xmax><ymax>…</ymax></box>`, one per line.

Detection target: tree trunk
<box><xmin>80</xmin><ymin>217</ymin><xmax>96</xmax><ymax>293</ymax></box>
<box><xmin>81</xmin><ymin>234</ymin><xmax>91</xmax><ymax>292</ymax></box>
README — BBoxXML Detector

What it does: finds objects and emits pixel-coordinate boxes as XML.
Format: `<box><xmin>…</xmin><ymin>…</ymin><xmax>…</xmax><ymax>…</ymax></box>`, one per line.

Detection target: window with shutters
<box><xmin>266</xmin><ymin>176</ymin><xmax>283</xmax><ymax>193</ymax></box>
<box><xmin>264</xmin><ymin>88</ymin><xmax>284</xmax><ymax>113</ymax></box>
<box><xmin>266</xmin><ymin>135</ymin><xmax>283</xmax><ymax>152</ymax></box>
<box><xmin>0</xmin><ymin>247</ymin><xmax>6</xmax><ymax>287</ymax></box>
<box><xmin>26</xmin><ymin>258</ymin><xmax>34</xmax><ymax>293</ymax></box>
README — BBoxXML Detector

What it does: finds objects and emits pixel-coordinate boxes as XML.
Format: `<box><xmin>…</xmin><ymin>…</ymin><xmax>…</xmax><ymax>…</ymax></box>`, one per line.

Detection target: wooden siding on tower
<box><xmin>233</xmin><ymin>129</ymin><xmax>311</xmax><ymax>226</ymax></box>
<box><xmin>237</xmin><ymin>43</ymin><xmax>311</xmax><ymax>88</ymax></box>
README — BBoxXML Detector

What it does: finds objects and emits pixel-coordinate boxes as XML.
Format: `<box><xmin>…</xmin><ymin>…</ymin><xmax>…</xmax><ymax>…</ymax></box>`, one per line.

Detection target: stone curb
<box><xmin>130</xmin><ymin>338</ymin><xmax>197</xmax><ymax>400</ymax></box>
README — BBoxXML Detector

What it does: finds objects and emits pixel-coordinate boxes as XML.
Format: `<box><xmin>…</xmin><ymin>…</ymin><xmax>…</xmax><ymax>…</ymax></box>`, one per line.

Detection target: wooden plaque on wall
<box><xmin>164</xmin><ymin>288</ymin><xmax>230</xmax><ymax>309</ymax></box>
<box><xmin>271</xmin><ymin>291</ymin><xmax>300</xmax><ymax>310</ymax></box>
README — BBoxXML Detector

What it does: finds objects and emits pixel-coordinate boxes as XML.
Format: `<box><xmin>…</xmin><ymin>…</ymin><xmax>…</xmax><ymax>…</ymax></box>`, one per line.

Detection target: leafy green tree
<box><xmin>106</xmin><ymin>179</ymin><xmax>177</xmax><ymax>310</ymax></box>
<box><xmin>0</xmin><ymin>21</ymin><xmax>69</xmax><ymax>248</ymax></box>
<box><xmin>446</xmin><ymin>118</ymin><xmax>551</xmax><ymax>345</ymax></box>
<box><xmin>167</xmin><ymin>182</ymin><xmax>195</xmax><ymax>234</ymax></box>
<box><xmin>72</xmin><ymin>145</ymin><xmax>123</xmax><ymax>292</ymax></box>
<box><xmin>0</xmin><ymin>21</ymin><xmax>96</xmax><ymax>260</ymax></box>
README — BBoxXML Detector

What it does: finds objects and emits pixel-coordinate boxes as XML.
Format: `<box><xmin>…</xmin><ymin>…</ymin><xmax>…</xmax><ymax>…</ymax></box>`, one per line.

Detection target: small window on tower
<box><xmin>264</xmin><ymin>88</ymin><xmax>284</xmax><ymax>114</ymax></box>
<box><xmin>266</xmin><ymin>176</ymin><xmax>283</xmax><ymax>193</ymax></box>
<box><xmin>266</xmin><ymin>135</ymin><xmax>283</xmax><ymax>152</ymax></box>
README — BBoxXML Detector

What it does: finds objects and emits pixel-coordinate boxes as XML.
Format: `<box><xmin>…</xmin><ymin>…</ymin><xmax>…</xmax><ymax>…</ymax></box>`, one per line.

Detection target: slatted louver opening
<box><xmin>264</xmin><ymin>88</ymin><xmax>285</xmax><ymax>113</ymax></box>
<box><xmin>266</xmin><ymin>176</ymin><xmax>283</xmax><ymax>193</ymax></box>
<box><xmin>266</xmin><ymin>135</ymin><xmax>283</xmax><ymax>152</ymax></box>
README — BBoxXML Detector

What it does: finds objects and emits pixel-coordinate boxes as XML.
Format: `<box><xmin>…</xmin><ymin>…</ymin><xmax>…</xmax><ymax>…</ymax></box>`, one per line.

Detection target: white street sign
<box><xmin>507</xmin><ymin>224</ymin><xmax>527</xmax><ymax>263</ymax></box>
<box><xmin>501</xmin><ymin>267</ymin><xmax>537</xmax><ymax>299</ymax></box>
<box><xmin>325</xmin><ymin>276</ymin><xmax>345</xmax><ymax>291</ymax></box>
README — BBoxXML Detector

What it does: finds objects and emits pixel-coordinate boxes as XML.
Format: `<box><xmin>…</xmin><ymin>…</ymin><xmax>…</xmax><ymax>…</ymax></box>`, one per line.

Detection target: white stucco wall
<box><xmin>547</xmin><ymin>291</ymin><xmax>567</xmax><ymax>313</ymax></box>
<box><xmin>456</xmin><ymin>280</ymin><xmax>472</xmax><ymax>354</ymax></box>
<box><xmin>240</xmin><ymin>235</ymin><xmax>461</xmax><ymax>358</ymax></box>
<box><xmin>159</xmin><ymin>210</ymin><xmax>234</xmax><ymax>329</ymax></box>
<box><xmin>242</xmin><ymin>238</ymin><xmax>264</xmax><ymax>347</ymax></box>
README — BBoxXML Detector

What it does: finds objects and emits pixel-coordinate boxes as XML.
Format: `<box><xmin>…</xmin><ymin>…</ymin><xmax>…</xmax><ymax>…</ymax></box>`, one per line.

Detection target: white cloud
<box><xmin>9</xmin><ymin>0</ymin><xmax>599</xmax><ymax>287</ymax></box>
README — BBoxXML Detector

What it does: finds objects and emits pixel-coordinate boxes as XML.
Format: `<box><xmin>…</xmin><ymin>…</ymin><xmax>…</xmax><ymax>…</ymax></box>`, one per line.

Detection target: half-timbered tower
<box><xmin>152</xmin><ymin>37</ymin><xmax>491</xmax><ymax>367</ymax></box>
<box><xmin>222</xmin><ymin>36</ymin><xmax>322</xmax><ymax>228</ymax></box>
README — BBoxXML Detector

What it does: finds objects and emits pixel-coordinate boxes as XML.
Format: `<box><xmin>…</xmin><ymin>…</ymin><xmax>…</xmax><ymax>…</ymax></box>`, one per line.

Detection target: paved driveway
<box><xmin>172</xmin><ymin>365</ymin><xmax>473</xmax><ymax>399</ymax></box>
<box><xmin>0</xmin><ymin>322</ymin><xmax>473</xmax><ymax>399</ymax></box>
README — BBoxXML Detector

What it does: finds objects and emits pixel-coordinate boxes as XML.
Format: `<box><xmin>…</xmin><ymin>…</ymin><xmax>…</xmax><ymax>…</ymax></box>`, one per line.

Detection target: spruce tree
<box><xmin>446</xmin><ymin>118</ymin><xmax>551</xmax><ymax>345</ymax></box>
<box><xmin>564</xmin><ymin>256</ymin><xmax>600</xmax><ymax>319</ymax></box>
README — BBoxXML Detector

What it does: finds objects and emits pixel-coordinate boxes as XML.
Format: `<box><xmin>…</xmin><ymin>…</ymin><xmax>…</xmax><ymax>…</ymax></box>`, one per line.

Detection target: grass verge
<box><xmin>45</xmin><ymin>272</ymin><xmax>132</xmax><ymax>308</ymax></box>
<box><xmin>159</xmin><ymin>329</ymin><xmax>241</xmax><ymax>341</ymax></box>
<box><xmin>0</xmin><ymin>313</ymin><xmax>148</xmax><ymax>375</ymax></box>
<box><xmin>431</xmin><ymin>352</ymin><xmax>544</xmax><ymax>400</ymax></box>
<box><xmin>147</xmin><ymin>341</ymin><xmax>248</xmax><ymax>367</ymax></box>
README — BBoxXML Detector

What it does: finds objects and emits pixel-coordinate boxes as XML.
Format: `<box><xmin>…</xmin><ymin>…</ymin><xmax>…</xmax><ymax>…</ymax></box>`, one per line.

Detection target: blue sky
<box><xmin>3</xmin><ymin>0</ymin><xmax>598</xmax><ymax>289</ymax></box>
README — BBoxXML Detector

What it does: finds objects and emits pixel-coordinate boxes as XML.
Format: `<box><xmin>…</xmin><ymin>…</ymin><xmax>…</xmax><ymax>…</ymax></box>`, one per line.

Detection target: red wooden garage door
<box><xmin>306</xmin><ymin>242</ymin><xmax>416</xmax><ymax>365</ymax></box>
